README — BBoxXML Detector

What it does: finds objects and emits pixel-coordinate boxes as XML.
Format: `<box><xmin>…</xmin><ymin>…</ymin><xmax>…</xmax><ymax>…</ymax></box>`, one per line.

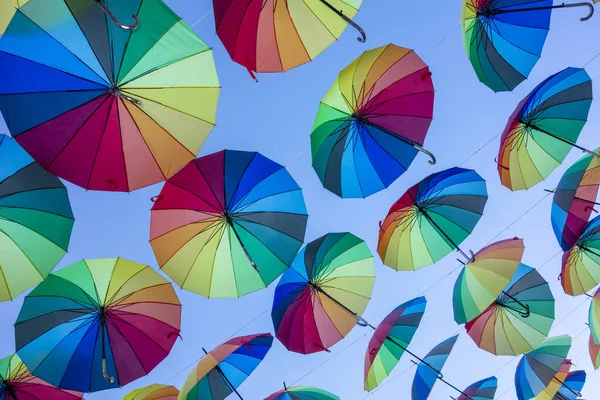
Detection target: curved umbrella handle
<box><xmin>102</xmin><ymin>358</ymin><xmax>115</xmax><ymax>383</ymax></box>
<box><xmin>494</xmin><ymin>157</ymin><xmax>510</xmax><ymax>171</ymax></box>
<box><xmin>565</xmin><ymin>2</ymin><xmax>595</xmax><ymax>21</ymax></box>
<box><xmin>151</xmin><ymin>195</ymin><xmax>163</xmax><ymax>203</ymax></box>
<box><xmin>96</xmin><ymin>0</ymin><xmax>139</xmax><ymax>30</ymax></box>
<box><xmin>318</xmin><ymin>0</ymin><xmax>366</xmax><ymax>42</ymax></box>
<box><xmin>356</xmin><ymin>316</ymin><xmax>369</xmax><ymax>327</ymax></box>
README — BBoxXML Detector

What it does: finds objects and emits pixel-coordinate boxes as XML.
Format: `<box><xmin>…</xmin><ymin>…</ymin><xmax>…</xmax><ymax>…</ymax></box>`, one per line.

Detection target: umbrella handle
<box><xmin>102</xmin><ymin>358</ymin><xmax>115</xmax><ymax>383</ymax></box>
<box><xmin>494</xmin><ymin>157</ymin><xmax>509</xmax><ymax>171</ymax></box>
<box><xmin>564</xmin><ymin>2</ymin><xmax>595</xmax><ymax>21</ymax></box>
<box><xmin>414</xmin><ymin>144</ymin><xmax>436</xmax><ymax>165</ymax></box>
<box><xmin>356</xmin><ymin>316</ymin><xmax>369</xmax><ymax>327</ymax></box>
<box><xmin>318</xmin><ymin>0</ymin><xmax>366</xmax><ymax>42</ymax></box>
<box><xmin>95</xmin><ymin>0</ymin><xmax>139</xmax><ymax>30</ymax></box>
<box><xmin>151</xmin><ymin>195</ymin><xmax>163</xmax><ymax>202</ymax></box>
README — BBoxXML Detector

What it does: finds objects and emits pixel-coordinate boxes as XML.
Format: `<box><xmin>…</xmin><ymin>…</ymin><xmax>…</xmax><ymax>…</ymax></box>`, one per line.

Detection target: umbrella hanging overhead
<box><xmin>378</xmin><ymin>167</ymin><xmax>488</xmax><ymax>271</ymax></box>
<box><xmin>462</xmin><ymin>0</ymin><xmax>594</xmax><ymax>92</ymax></box>
<box><xmin>497</xmin><ymin>67</ymin><xmax>594</xmax><ymax>191</ymax></box>
<box><xmin>590</xmin><ymin>334</ymin><xmax>600</xmax><ymax>369</ymax></box>
<box><xmin>561</xmin><ymin>214</ymin><xmax>600</xmax><ymax>296</ymax></box>
<box><xmin>311</xmin><ymin>44</ymin><xmax>435</xmax><ymax>198</ymax></box>
<box><xmin>150</xmin><ymin>149</ymin><xmax>308</xmax><ymax>298</ymax></box>
<box><xmin>0</xmin><ymin>354</ymin><xmax>82</xmax><ymax>400</ymax></box>
<box><xmin>0</xmin><ymin>0</ymin><xmax>28</xmax><ymax>35</ymax></box>
<box><xmin>264</xmin><ymin>384</ymin><xmax>339</xmax><ymax>400</ymax></box>
<box><xmin>272</xmin><ymin>232</ymin><xmax>374</xmax><ymax>354</ymax></box>
<box><xmin>0</xmin><ymin>134</ymin><xmax>74</xmax><ymax>302</ymax></box>
<box><xmin>15</xmin><ymin>258</ymin><xmax>182</xmax><ymax>393</ymax></box>
<box><xmin>0</xmin><ymin>0</ymin><xmax>219</xmax><ymax>192</ymax></box>
<box><xmin>178</xmin><ymin>333</ymin><xmax>273</xmax><ymax>400</ymax></box>
<box><xmin>466</xmin><ymin>263</ymin><xmax>555</xmax><ymax>356</ymax></box>
<box><xmin>453</xmin><ymin>376</ymin><xmax>497</xmax><ymax>400</ymax></box>
<box><xmin>213</xmin><ymin>0</ymin><xmax>366</xmax><ymax>79</ymax></box>
<box><xmin>123</xmin><ymin>384</ymin><xmax>179</xmax><ymax>400</ymax></box>
<box><xmin>589</xmin><ymin>287</ymin><xmax>600</xmax><ymax>343</ymax></box>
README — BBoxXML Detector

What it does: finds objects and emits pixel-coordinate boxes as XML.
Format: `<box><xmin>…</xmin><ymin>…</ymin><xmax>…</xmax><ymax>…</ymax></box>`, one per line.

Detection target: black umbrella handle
<box><xmin>318</xmin><ymin>0</ymin><xmax>366</xmax><ymax>42</ymax></box>
<box><xmin>95</xmin><ymin>0</ymin><xmax>139</xmax><ymax>30</ymax></box>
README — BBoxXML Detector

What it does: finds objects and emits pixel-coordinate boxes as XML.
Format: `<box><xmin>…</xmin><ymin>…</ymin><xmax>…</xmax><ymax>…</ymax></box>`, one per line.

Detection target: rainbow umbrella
<box><xmin>311</xmin><ymin>44</ymin><xmax>435</xmax><ymax>198</ymax></box>
<box><xmin>264</xmin><ymin>385</ymin><xmax>339</xmax><ymax>400</ymax></box>
<box><xmin>589</xmin><ymin>287</ymin><xmax>600</xmax><ymax>343</ymax></box>
<box><xmin>272</xmin><ymin>232</ymin><xmax>374</xmax><ymax>354</ymax></box>
<box><xmin>123</xmin><ymin>384</ymin><xmax>179</xmax><ymax>400</ymax></box>
<box><xmin>466</xmin><ymin>263</ymin><xmax>554</xmax><ymax>356</ymax></box>
<box><xmin>0</xmin><ymin>134</ymin><xmax>74</xmax><ymax>302</ymax></box>
<box><xmin>515</xmin><ymin>335</ymin><xmax>572</xmax><ymax>400</ymax></box>
<box><xmin>378</xmin><ymin>167</ymin><xmax>488</xmax><ymax>271</ymax></box>
<box><xmin>454</xmin><ymin>377</ymin><xmax>497</xmax><ymax>400</ymax></box>
<box><xmin>15</xmin><ymin>258</ymin><xmax>182</xmax><ymax>393</ymax></box>
<box><xmin>497</xmin><ymin>67</ymin><xmax>594</xmax><ymax>191</ymax></box>
<box><xmin>453</xmin><ymin>237</ymin><xmax>524</xmax><ymax>325</ymax></box>
<box><xmin>364</xmin><ymin>297</ymin><xmax>427</xmax><ymax>391</ymax></box>
<box><xmin>213</xmin><ymin>0</ymin><xmax>365</xmax><ymax>79</ymax></box>
<box><xmin>550</xmin><ymin>148</ymin><xmax>600</xmax><ymax>251</ymax></box>
<box><xmin>0</xmin><ymin>354</ymin><xmax>82</xmax><ymax>400</ymax></box>
<box><xmin>150</xmin><ymin>149</ymin><xmax>308</xmax><ymax>298</ymax></box>
<box><xmin>178</xmin><ymin>333</ymin><xmax>273</xmax><ymax>400</ymax></box>
<box><xmin>590</xmin><ymin>334</ymin><xmax>600</xmax><ymax>369</ymax></box>
<box><xmin>561</xmin><ymin>214</ymin><xmax>600</xmax><ymax>296</ymax></box>
<box><xmin>0</xmin><ymin>0</ymin><xmax>219</xmax><ymax>192</ymax></box>
<box><xmin>556</xmin><ymin>369</ymin><xmax>586</xmax><ymax>400</ymax></box>
<box><xmin>0</xmin><ymin>0</ymin><xmax>28</xmax><ymax>35</ymax></box>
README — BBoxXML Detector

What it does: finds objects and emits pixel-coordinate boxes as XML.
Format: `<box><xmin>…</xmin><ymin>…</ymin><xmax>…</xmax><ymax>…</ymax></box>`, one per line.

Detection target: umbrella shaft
<box><xmin>552</xmin><ymin>376</ymin><xmax>581</xmax><ymax>397</ymax></box>
<box><xmin>497</xmin><ymin>291</ymin><xmax>530</xmax><ymax>317</ymax></box>
<box><xmin>226</xmin><ymin>218</ymin><xmax>258</xmax><ymax>270</ymax></box>
<box><xmin>524</xmin><ymin>123</ymin><xmax>599</xmax><ymax>158</ymax></box>
<box><xmin>415</xmin><ymin>205</ymin><xmax>470</xmax><ymax>262</ymax></box>
<box><xmin>202</xmin><ymin>347</ymin><xmax>244</xmax><ymax>400</ymax></box>
<box><xmin>574</xmin><ymin>196</ymin><xmax>600</xmax><ymax>206</ymax></box>
<box><xmin>314</xmin><ymin>286</ymin><xmax>376</xmax><ymax>329</ymax></box>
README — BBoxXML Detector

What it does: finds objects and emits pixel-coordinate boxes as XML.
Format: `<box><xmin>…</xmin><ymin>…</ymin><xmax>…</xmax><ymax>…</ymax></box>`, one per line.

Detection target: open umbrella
<box><xmin>150</xmin><ymin>149</ymin><xmax>308</xmax><ymax>298</ymax></box>
<box><xmin>272</xmin><ymin>232</ymin><xmax>374</xmax><ymax>354</ymax></box>
<box><xmin>590</xmin><ymin>334</ymin><xmax>600</xmax><ymax>369</ymax></box>
<box><xmin>213</xmin><ymin>0</ymin><xmax>366</xmax><ymax>79</ymax></box>
<box><xmin>589</xmin><ymin>287</ymin><xmax>600</xmax><ymax>344</ymax></box>
<box><xmin>378</xmin><ymin>167</ymin><xmax>488</xmax><ymax>271</ymax></box>
<box><xmin>264</xmin><ymin>384</ymin><xmax>339</xmax><ymax>400</ymax></box>
<box><xmin>0</xmin><ymin>0</ymin><xmax>27</xmax><ymax>35</ymax></box>
<box><xmin>178</xmin><ymin>333</ymin><xmax>273</xmax><ymax>400</ymax></box>
<box><xmin>0</xmin><ymin>0</ymin><xmax>219</xmax><ymax>192</ymax></box>
<box><xmin>532</xmin><ymin>359</ymin><xmax>571</xmax><ymax>400</ymax></box>
<box><xmin>0</xmin><ymin>354</ymin><xmax>82</xmax><ymax>400</ymax></box>
<box><xmin>15</xmin><ymin>258</ymin><xmax>182</xmax><ymax>393</ymax></box>
<box><xmin>123</xmin><ymin>384</ymin><xmax>179</xmax><ymax>400</ymax></box>
<box><xmin>561</xmin><ymin>214</ymin><xmax>600</xmax><ymax>296</ymax></box>
<box><xmin>0</xmin><ymin>134</ymin><xmax>74</xmax><ymax>302</ymax></box>
<box><xmin>453</xmin><ymin>376</ymin><xmax>497</xmax><ymax>400</ymax></box>
<box><xmin>556</xmin><ymin>369</ymin><xmax>586</xmax><ymax>400</ymax></box>
<box><xmin>466</xmin><ymin>263</ymin><xmax>554</xmax><ymax>356</ymax></box>
<box><xmin>462</xmin><ymin>0</ymin><xmax>594</xmax><ymax>92</ymax></box>
<box><xmin>497</xmin><ymin>67</ymin><xmax>594</xmax><ymax>191</ymax></box>
<box><xmin>311</xmin><ymin>44</ymin><xmax>435</xmax><ymax>198</ymax></box>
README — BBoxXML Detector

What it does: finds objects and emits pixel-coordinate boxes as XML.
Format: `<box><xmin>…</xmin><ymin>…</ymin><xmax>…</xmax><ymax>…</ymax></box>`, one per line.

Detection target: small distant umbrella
<box><xmin>123</xmin><ymin>384</ymin><xmax>179</xmax><ymax>400</ymax></box>
<box><xmin>590</xmin><ymin>334</ymin><xmax>600</xmax><ymax>369</ymax></box>
<box><xmin>264</xmin><ymin>384</ymin><xmax>339</xmax><ymax>400</ymax></box>
<box><xmin>178</xmin><ymin>333</ymin><xmax>273</xmax><ymax>400</ymax></box>
<box><xmin>378</xmin><ymin>167</ymin><xmax>488</xmax><ymax>271</ymax></box>
<box><xmin>453</xmin><ymin>376</ymin><xmax>497</xmax><ymax>400</ymax></box>
<box><xmin>561</xmin><ymin>215</ymin><xmax>600</xmax><ymax>296</ymax></box>
<box><xmin>556</xmin><ymin>369</ymin><xmax>586</xmax><ymax>400</ymax></box>
<box><xmin>0</xmin><ymin>1</ymin><xmax>27</xmax><ymax>35</ymax></box>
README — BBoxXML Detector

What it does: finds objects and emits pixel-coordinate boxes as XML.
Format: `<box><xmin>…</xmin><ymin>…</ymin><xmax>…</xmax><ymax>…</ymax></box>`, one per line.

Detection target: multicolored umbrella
<box><xmin>272</xmin><ymin>232</ymin><xmax>375</xmax><ymax>354</ymax></box>
<box><xmin>365</xmin><ymin>297</ymin><xmax>427</xmax><ymax>391</ymax></box>
<box><xmin>455</xmin><ymin>376</ymin><xmax>497</xmax><ymax>400</ymax></box>
<box><xmin>462</xmin><ymin>0</ymin><xmax>594</xmax><ymax>92</ymax></box>
<box><xmin>515</xmin><ymin>335</ymin><xmax>571</xmax><ymax>400</ymax></box>
<box><xmin>0</xmin><ymin>134</ymin><xmax>74</xmax><ymax>302</ymax></box>
<box><xmin>264</xmin><ymin>385</ymin><xmax>339</xmax><ymax>400</ymax></box>
<box><xmin>311</xmin><ymin>44</ymin><xmax>435</xmax><ymax>198</ymax></box>
<box><xmin>213</xmin><ymin>0</ymin><xmax>366</xmax><ymax>79</ymax></box>
<box><xmin>453</xmin><ymin>237</ymin><xmax>524</xmax><ymax>325</ymax></box>
<box><xmin>0</xmin><ymin>0</ymin><xmax>219</xmax><ymax>192</ymax></box>
<box><xmin>497</xmin><ymin>67</ymin><xmax>594</xmax><ymax>191</ymax></box>
<box><xmin>466</xmin><ymin>263</ymin><xmax>554</xmax><ymax>356</ymax></box>
<box><xmin>378</xmin><ymin>167</ymin><xmax>488</xmax><ymax>271</ymax></box>
<box><xmin>561</xmin><ymin>214</ymin><xmax>600</xmax><ymax>296</ymax></box>
<box><xmin>0</xmin><ymin>354</ymin><xmax>82</xmax><ymax>400</ymax></box>
<box><xmin>178</xmin><ymin>333</ymin><xmax>273</xmax><ymax>400</ymax></box>
<box><xmin>532</xmin><ymin>359</ymin><xmax>571</xmax><ymax>400</ymax></box>
<box><xmin>590</xmin><ymin>287</ymin><xmax>600</xmax><ymax>344</ymax></box>
<box><xmin>123</xmin><ymin>384</ymin><xmax>179</xmax><ymax>400</ymax></box>
<box><xmin>556</xmin><ymin>369</ymin><xmax>586</xmax><ymax>400</ymax></box>
<box><xmin>0</xmin><ymin>0</ymin><xmax>27</xmax><ymax>35</ymax></box>
<box><xmin>550</xmin><ymin>148</ymin><xmax>600</xmax><ymax>251</ymax></box>
<box><xmin>150</xmin><ymin>149</ymin><xmax>308</xmax><ymax>298</ymax></box>
<box><xmin>15</xmin><ymin>258</ymin><xmax>182</xmax><ymax>393</ymax></box>
<box><xmin>590</xmin><ymin>334</ymin><xmax>600</xmax><ymax>369</ymax></box>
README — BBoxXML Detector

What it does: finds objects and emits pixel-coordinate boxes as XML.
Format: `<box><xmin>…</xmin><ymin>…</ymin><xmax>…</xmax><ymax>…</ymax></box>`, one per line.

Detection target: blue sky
<box><xmin>1</xmin><ymin>0</ymin><xmax>600</xmax><ymax>398</ymax></box>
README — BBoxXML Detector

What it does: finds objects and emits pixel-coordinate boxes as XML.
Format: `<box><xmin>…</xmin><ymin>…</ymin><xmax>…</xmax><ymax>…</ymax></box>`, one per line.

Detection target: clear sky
<box><xmin>1</xmin><ymin>0</ymin><xmax>599</xmax><ymax>399</ymax></box>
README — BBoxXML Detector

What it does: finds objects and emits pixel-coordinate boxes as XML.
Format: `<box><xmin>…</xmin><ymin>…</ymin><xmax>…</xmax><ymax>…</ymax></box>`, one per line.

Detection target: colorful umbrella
<box><xmin>515</xmin><ymin>335</ymin><xmax>572</xmax><ymax>400</ymax></box>
<box><xmin>453</xmin><ymin>237</ymin><xmax>524</xmax><ymax>325</ymax></box>
<box><xmin>213</xmin><ymin>0</ymin><xmax>366</xmax><ymax>79</ymax></box>
<box><xmin>589</xmin><ymin>287</ymin><xmax>600</xmax><ymax>344</ymax></box>
<box><xmin>590</xmin><ymin>334</ymin><xmax>600</xmax><ymax>369</ymax></box>
<box><xmin>561</xmin><ymin>214</ymin><xmax>600</xmax><ymax>296</ymax></box>
<box><xmin>550</xmin><ymin>148</ymin><xmax>600</xmax><ymax>251</ymax></box>
<box><xmin>454</xmin><ymin>376</ymin><xmax>497</xmax><ymax>400</ymax></box>
<box><xmin>0</xmin><ymin>353</ymin><xmax>82</xmax><ymax>400</ymax></box>
<box><xmin>311</xmin><ymin>44</ymin><xmax>435</xmax><ymax>198</ymax></box>
<box><xmin>466</xmin><ymin>263</ymin><xmax>554</xmax><ymax>356</ymax></box>
<box><xmin>532</xmin><ymin>359</ymin><xmax>571</xmax><ymax>400</ymax></box>
<box><xmin>264</xmin><ymin>384</ymin><xmax>339</xmax><ymax>400</ymax></box>
<box><xmin>556</xmin><ymin>369</ymin><xmax>586</xmax><ymax>400</ymax></box>
<box><xmin>462</xmin><ymin>0</ymin><xmax>594</xmax><ymax>92</ymax></box>
<box><xmin>178</xmin><ymin>333</ymin><xmax>273</xmax><ymax>400</ymax></box>
<box><xmin>378</xmin><ymin>167</ymin><xmax>488</xmax><ymax>271</ymax></box>
<box><xmin>365</xmin><ymin>297</ymin><xmax>427</xmax><ymax>391</ymax></box>
<box><xmin>0</xmin><ymin>0</ymin><xmax>219</xmax><ymax>192</ymax></box>
<box><xmin>272</xmin><ymin>232</ymin><xmax>374</xmax><ymax>354</ymax></box>
<box><xmin>150</xmin><ymin>149</ymin><xmax>308</xmax><ymax>298</ymax></box>
<box><xmin>0</xmin><ymin>0</ymin><xmax>28</xmax><ymax>35</ymax></box>
<box><xmin>0</xmin><ymin>134</ymin><xmax>74</xmax><ymax>302</ymax></box>
<box><xmin>497</xmin><ymin>67</ymin><xmax>594</xmax><ymax>191</ymax></box>
<box><xmin>15</xmin><ymin>258</ymin><xmax>182</xmax><ymax>393</ymax></box>
<box><xmin>123</xmin><ymin>384</ymin><xmax>179</xmax><ymax>400</ymax></box>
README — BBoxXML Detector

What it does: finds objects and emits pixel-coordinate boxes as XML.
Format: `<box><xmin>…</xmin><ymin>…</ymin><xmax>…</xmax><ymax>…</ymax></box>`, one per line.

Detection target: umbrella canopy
<box><xmin>365</xmin><ymin>297</ymin><xmax>427</xmax><ymax>391</ymax></box>
<box><xmin>453</xmin><ymin>237</ymin><xmax>524</xmax><ymax>325</ymax></box>
<box><xmin>311</xmin><ymin>44</ymin><xmax>435</xmax><ymax>198</ymax></box>
<box><xmin>150</xmin><ymin>149</ymin><xmax>308</xmax><ymax>298</ymax></box>
<box><xmin>272</xmin><ymin>232</ymin><xmax>375</xmax><ymax>354</ymax></box>
<box><xmin>497</xmin><ymin>67</ymin><xmax>593</xmax><ymax>191</ymax></box>
<box><xmin>466</xmin><ymin>263</ymin><xmax>555</xmax><ymax>356</ymax></box>
<box><xmin>0</xmin><ymin>0</ymin><xmax>27</xmax><ymax>35</ymax></box>
<box><xmin>551</xmin><ymin>148</ymin><xmax>600</xmax><ymax>251</ymax></box>
<box><xmin>0</xmin><ymin>0</ymin><xmax>219</xmax><ymax>192</ymax></box>
<box><xmin>0</xmin><ymin>134</ymin><xmax>74</xmax><ymax>302</ymax></box>
<box><xmin>123</xmin><ymin>384</ymin><xmax>179</xmax><ymax>400</ymax></box>
<box><xmin>378</xmin><ymin>167</ymin><xmax>488</xmax><ymax>271</ymax></box>
<box><xmin>589</xmin><ymin>287</ymin><xmax>600</xmax><ymax>343</ymax></box>
<box><xmin>15</xmin><ymin>258</ymin><xmax>182</xmax><ymax>393</ymax></box>
<box><xmin>264</xmin><ymin>385</ymin><xmax>339</xmax><ymax>400</ymax></box>
<box><xmin>411</xmin><ymin>335</ymin><xmax>459</xmax><ymax>400</ymax></box>
<box><xmin>561</xmin><ymin>214</ymin><xmax>600</xmax><ymax>296</ymax></box>
<box><xmin>178</xmin><ymin>333</ymin><xmax>273</xmax><ymax>400</ymax></box>
<box><xmin>0</xmin><ymin>354</ymin><xmax>82</xmax><ymax>400</ymax></box>
<box><xmin>515</xmin><ymin>335</ymin><xmax>571</xmax><ymax>400</ymax></box>
<box><xmin>556</xmin><ymin>369</ymin><xmax>586</xmax><ymax>400</ymax></box>
<box><xmin>456</xmin><ymin>376</ymin><xmax>497</xmax><ymax>400</ymax></box>
<box><xmin>532</xmin><ymin>359</ymin><xmax>571</xmax><ymax>400</ymax></box>
<box><xmin>590</xmin><ymin>334</ymin><xmax>600</xmax><ymax>369</ymax></box>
